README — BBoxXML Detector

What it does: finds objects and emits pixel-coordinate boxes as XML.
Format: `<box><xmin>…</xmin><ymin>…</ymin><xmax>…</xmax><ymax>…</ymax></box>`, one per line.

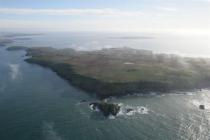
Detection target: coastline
<box><xmin>25</xmin><ymin>58</ymin><xmax>170</xmax><ymax>99</ymax></box>
<box><xmin>14</xmin><ymin>46</ymin><xmax>210</xmax><ymax>99</ymax></box>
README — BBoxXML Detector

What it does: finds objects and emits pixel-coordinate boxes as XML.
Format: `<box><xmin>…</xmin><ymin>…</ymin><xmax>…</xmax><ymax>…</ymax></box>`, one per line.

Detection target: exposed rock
<box><xmin>126</xmin><ymin>108</ymin><xmax>134</xmax><ymax>113</ymax></box>
<box><xmin>90</xmin><ymin>102</ymin><xmax>120</xmax><ymax>117</ymax></box>
<box><xmin>81</xmin><ymin>99</ymin><xmax>87</xmax><ymax>102</ymax></box>
<box><xmin>199</xmin><ymin>105</ymin><xmax>205</xmax><ymax>110</ymax></box>
<box><xmin>79</xmin><ymin>100</ymin><xmax>87</xmax><ymax>103</ymax></box>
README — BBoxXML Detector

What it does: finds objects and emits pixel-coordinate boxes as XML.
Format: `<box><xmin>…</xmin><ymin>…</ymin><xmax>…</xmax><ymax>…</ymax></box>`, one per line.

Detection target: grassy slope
<box><xmin>6</xmin><ymin>46</ymin><xmax>28</xmax><ymax>51</ymax></box>
<box><xmin>15</xmin><ymin>47</ymin><xmax>210</xmax><ymax>98</ymax></box>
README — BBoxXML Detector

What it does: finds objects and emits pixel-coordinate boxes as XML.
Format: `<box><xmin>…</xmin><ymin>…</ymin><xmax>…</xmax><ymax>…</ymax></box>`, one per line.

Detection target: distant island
<box><xmin>7</xmin><ymin>46</ymin><xmax>210</xmax><ymax>99</ymax></box>
<box><xmin>0</xmin><ymin>38</ymin><xmax>13</xmax><ymax>46</ymax></box>
<box><xmin>0</xmin><ymin>33</ymin><xmax>41</xmax><ymax>47</ymax></box>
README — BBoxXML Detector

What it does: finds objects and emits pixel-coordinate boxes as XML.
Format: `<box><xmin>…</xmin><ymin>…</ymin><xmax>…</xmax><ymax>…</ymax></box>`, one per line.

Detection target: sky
<box><xmin>0</xmin><ymin>0</ymin><xmax>209</xmax><ymax>33</ymax></box>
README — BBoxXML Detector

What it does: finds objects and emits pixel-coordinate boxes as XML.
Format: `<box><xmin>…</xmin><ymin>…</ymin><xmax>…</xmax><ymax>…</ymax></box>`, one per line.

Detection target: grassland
<box><xmin>6</xmin><ymin>46</ymin><xmax>28</xmax><ymax>51</ymax></box>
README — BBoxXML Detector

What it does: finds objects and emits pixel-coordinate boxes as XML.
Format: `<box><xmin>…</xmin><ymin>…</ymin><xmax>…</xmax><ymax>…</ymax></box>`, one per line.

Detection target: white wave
<box><xmin>8</xmin><ymin>63</ymin><xmax>20</xmax><ymax>80</ymax></box>
<box><xmin>190</xmin><ymin>93</ymin><xmax>210</xmax><ymax>110</ymax></box>
<box><xmin>185</xmin><ymin>92</ymin><xmax>194</xmax><ymax>96</ymax></box>
<box><xmin>191</xmin><ymin>100</ymin><xmax>202</xmax><ymax>107</ymax></box>
<box><xmin>89</xmin><ymin>102</ymin><xmax>149</xmax><ymax>118</ymax></box>
<box><xmin>150</xmin><ymin>92</ymin><xmax>157</xmax><ymax>96</ymax></box>
<box><xmin>89</xmin><ymin>104</ymin><xmax>94</xmax><ymax>110</ymax></box>
<box><xmin>42</xmin><ymin>122</ymin><xmax>64</xmax><ymax>140</ymax></box>
<box><xmin>118</xmin><ymin>104</ymin><xmax>149</xmax><ymax>117</ymax></box>
<box><xmin>136</xmin><ymin>106</ymin><xmax>149</xmax><ymax>114</ymax></box>
<box><xmin>191</xmin><ymin>100</ymin><xmax>210</xmax><ymax>110</ymax></box>
<box><xmin>108</xmin><ymin>115</ymin><xmax>116</xmax><ymax>119</ymax></box>
<box><xmin>89</xmin><ymin>104</ymin><xmax>100</xmax><ymax>112</ymax></box>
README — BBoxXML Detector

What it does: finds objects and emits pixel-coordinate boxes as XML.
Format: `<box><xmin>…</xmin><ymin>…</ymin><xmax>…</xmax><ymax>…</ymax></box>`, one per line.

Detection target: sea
<box><xmin>0</xmin><ymin>31</ymin><xmax>210</xmax><ymax>140</ymax></box>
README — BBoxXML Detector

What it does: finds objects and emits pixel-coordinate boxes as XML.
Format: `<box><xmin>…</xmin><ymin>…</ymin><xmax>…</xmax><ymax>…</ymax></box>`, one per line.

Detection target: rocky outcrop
<box><xmin>199</xmin><ymin>105</ymin><xmax>205</xmax><ymax>110</ymax></box>
<box><xmin>89</xmin><ymin>102</ymin><xmax>120</xmax><ymax>117</ymax></box>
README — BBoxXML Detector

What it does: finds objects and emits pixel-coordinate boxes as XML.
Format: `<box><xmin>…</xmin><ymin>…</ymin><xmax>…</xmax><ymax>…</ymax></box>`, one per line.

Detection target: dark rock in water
<box><xmin>80</xmin><ymin>100</ymin><xmax>87</xmax><ymax>103</ymax></box>
<box><xmin>90</xmin><ymin>102</ymin><xmax>120</xmax><ymax>117</ymax></box>
<box><xmin>199</xmin><ymin>105</ymin><xmax>205</xmax><ymax>110</ymax></box>
<box><xmin>126</xmin><ymin>108</ymin><xmax>134</xmax><ymax>113</ymax></box>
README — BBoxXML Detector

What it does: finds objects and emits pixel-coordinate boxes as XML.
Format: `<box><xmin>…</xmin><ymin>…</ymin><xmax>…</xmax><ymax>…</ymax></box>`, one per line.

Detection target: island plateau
<box><xmin>7</xmin><ymin>46</ymin><xmax>210</xmax><ymax>99</ymax></box>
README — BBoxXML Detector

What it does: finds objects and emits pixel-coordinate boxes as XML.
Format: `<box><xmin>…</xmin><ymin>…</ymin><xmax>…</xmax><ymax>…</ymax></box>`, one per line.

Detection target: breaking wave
<box><xmin>8</xmin><ymin>63</ymin><xmax>20</xmax><ymax>80</ymax></box>
<box><xmin>89</xmin><ymin>104</ymin><xmax>100</xmax><ymax>112</ymax></box>
<box><xmin>42</xmin><ymin>122</ymin><xmax>64</xmax><ymax>140</ymax></box>
<box><xmin>118</xmin><ymin>104</ymin><xmax>149</xmax><ymax>116</ymax></box>
<box><xmin>89</xmin><ymin>103</ymin><xmax>149</xmax><ymax>119</ymax></box>
<box><xmin>191</xmin><ymin>93</ymin><xmax>210</xmax><ymax>110</ymax></box>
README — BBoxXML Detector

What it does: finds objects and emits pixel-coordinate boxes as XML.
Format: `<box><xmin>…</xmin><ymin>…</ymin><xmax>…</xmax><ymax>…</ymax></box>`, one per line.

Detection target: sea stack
<box><xmin>90</xmin><ymin>102</ymin><xmax>120</xmax><ymax>117</ymax></box>
<box><xmin>199</xmin><ymin>105</ymin><xmax>205</xmax><ymax>110</ymax></box>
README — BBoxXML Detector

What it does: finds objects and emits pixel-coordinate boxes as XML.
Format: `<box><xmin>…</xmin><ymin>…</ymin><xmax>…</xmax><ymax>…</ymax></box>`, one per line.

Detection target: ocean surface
<box><xmin>0</xmin><ymin>32</ymin><xmax>210</xmax><ymax>140</ymax></box>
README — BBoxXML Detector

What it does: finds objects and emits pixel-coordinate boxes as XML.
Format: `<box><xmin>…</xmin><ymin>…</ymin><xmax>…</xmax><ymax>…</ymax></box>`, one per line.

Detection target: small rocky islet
<box><xmin>199</xmin><ymin>105</ymin><xmax>205</xmax><ymax>110</ymax></box>
<box><xmin>90</xmin><ymin>102</ymin><xmax>121</xmax><ymax>117</ymax></box>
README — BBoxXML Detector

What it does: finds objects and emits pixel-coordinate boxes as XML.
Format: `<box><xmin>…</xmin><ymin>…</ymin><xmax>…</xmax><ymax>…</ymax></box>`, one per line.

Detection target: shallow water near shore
<box><xmin>0</xmin><ymin>32</ymin><xmax>210</xmax><ymax>140</ymax></box>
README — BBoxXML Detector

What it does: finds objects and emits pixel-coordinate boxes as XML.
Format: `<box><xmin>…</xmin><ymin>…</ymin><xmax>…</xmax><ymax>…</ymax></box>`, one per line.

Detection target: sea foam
<box><xmin>118</xmin><ymin>104</ymin><xmax>149</xmax><ymax>117</ymax></box>
<box><xmin>8</xmin><ymin>63</ymin><xmax>20</xmax><ymax>80</ymax></box>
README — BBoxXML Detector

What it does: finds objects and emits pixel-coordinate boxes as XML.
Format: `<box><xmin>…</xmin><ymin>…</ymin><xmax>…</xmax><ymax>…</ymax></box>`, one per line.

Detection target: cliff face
<box><xmin>19</xmin><ymin>47</ymin><xmax>210</xmax><ymax>99</ymax></box>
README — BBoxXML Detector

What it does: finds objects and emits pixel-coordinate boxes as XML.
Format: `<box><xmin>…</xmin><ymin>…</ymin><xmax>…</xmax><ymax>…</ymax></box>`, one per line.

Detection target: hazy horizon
<box><xmin>0</xmin><ymin>0</ymin><xmax>209</xmax><ymax>34</ymax></box>
<box><xmin>0</xmin><ymin>31</ymin><xmax>209</xmax><ymax>58</ymax></box>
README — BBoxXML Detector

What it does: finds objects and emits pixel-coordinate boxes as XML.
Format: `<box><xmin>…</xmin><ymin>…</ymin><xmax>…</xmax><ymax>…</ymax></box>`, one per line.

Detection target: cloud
<box><xmin>197</xmin><ymin>0</ymin><xmax>210</xmax><ymax>2</ymax></box>
<box><xmin>0</xmin><ymin>5</ymin><xmax>208</xmax><ymax>33</ymax></box>
<box><xmin>156</xmin><ymin>6</ymin><xmax>177</xmax><ymax>12</ymax></box>
<box><xmin>0</xmin><ymin>8</ymin><xmax>144</xmax><ymax>17</ymax></box>
<box><xmin>8</xmin><ymin>63</ymin><xmax>20</xmax><ymax>80</ymax></box>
